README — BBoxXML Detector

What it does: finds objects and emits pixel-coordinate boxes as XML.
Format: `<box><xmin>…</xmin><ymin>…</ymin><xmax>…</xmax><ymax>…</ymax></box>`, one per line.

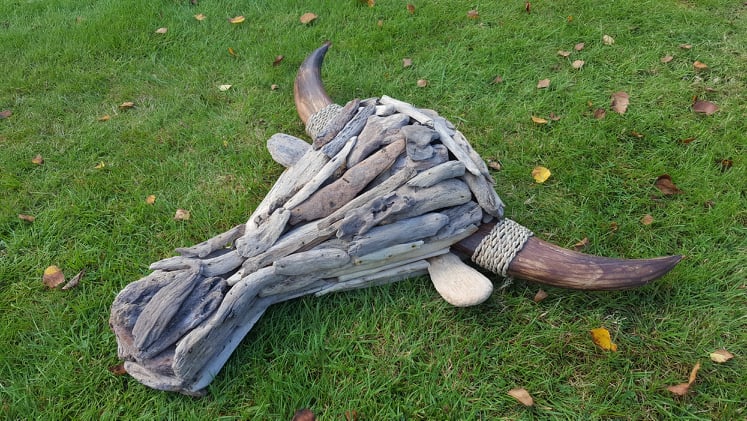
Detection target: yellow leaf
<box><xmin>31</xmin><ymin>154</ymin><xmax>44</xmax><ymax>165</ymax></box>
<box><xmin>531</xmin><ymin>115</ymin><xmax>548</xmax><ymax>125</ymax></box>
<box><xmin>155</xmin><ymin>27</ymin><xmax>168</xmax><ymax>34</ymax></box>
<box><xmin>43</xmin><ymin>265</ymin><xmax>65</xmax><ymax>289</ymax></box>
<box><xmin>98</xmin><ymin>114</ymin><xmax>110</xmax><ymax>122</ymax></box>
<box><xmin>174</xmin><ymin>209</ymin><xmax>190</xmax><ymax>221</ymax></box>
<box><xmin>194</xmin><ymin>13</ymin><xmax>206</xmax><ymax>21</ymax></box>
<box><xmin>531</xmin><ymin>166</ymin><xmax>551</xmax><ymax>183</ymax></box>
<box><xmin>228</xmin><ymin>47</ymin><xmax>237</xmax><ymax>57</ymax></box>
<box><xmin>602</xmin><ymin>34</ymin><xmax>615</xmax><ymax>45</ymax></box>
<box><xmin>119</xmin><ymin>101</ymin><xmax>135</xmax><ymax>109</ymax></box>
<box><xmin>537</xmin><ymin>78</ymin><xmax>550</xmax><ymax>89</ymax></box>
<box><xmin>218</xmin><ymin>84</ymin><xmax>232</xmax><ymax>91</ymax></box>
<box><xmin>145</xmin><ymin>195</ymin><xmax>156</xmax><ymax>205</ymax></box>
<box><xmin>709</xmin><ymin>349</ymin><xmax>733</xmax><ymax>363</ymax></box>
<box><xmin>18</xmin><ymin>214</ymin><xmax>36</xmax><ymax>222</ymax></box>
<box><xmin>229</xmin><ymin>16</ymin><xmax>245</xmax><ymax>24</ymax></box>
<box><xmin>508</xmin><ymin>388</ymin><xmax>534</xmax><ymax>406</ymax></box>
<box><xmin>572</xmin><ymin>60</ymin><xmax>585</xmax><ymax>69</ymax></box>
<box><xmin>416</xmin><ymin>79</ymin><xmax>428</xmax><ymax>88</ymax></box>
<box><xmin>693</xmin><ymin>60</ymin><xmax>708</xmax><ymax>70</ymax></box>
<box><xmin>590</xmin><ymin>327</ymin><xmax>618</xmax><ymax>352</ymax></box>
<box><xmin>95</xmin><ymin>161</ymin><xmax>106</xmax><ymax>169</ymax></box>
<box><xmin>299</xmin><ymin>12</ymin><xmax>317</xmax><ymax>24</ymax></box>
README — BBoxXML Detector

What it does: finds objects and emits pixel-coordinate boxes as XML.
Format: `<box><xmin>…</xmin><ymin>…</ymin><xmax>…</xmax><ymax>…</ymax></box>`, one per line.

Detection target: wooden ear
<box><xmin>427</xmin><ymin>252</ymin><xmax>493</xmax><ymax>307</ymax></box>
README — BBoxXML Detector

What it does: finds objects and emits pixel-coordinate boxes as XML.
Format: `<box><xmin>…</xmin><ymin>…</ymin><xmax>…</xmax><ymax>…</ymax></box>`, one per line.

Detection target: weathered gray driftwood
<box><xmin>110</xmin><ymin>95</ymin><xmax>506</xmax><ymax>395</ymax></box>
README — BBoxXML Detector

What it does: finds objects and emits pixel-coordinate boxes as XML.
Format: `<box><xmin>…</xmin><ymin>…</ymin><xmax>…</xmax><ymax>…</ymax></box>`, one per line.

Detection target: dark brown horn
<box><xmin>294</xmin><ymin>42</ymin><xmax>333</xmax><ymax>125</ymax></box>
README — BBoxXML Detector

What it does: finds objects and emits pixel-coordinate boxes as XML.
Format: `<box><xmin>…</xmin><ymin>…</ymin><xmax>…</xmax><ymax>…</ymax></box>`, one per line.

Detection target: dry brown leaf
<box><xmin>525</xmin><ymin>2</ymin><xmax>531</xmax><ymax>14</ymax></box>
<box><xmin>680</xmin><ymin>137</ymin><xmax>696</xmax><ymax>144</ymax></box>
<box><xmin>661</xmin><ymin>55</ymin><xmax>673</xmax><ymax>63</ymax></box>
<box><xmin>402</xmin><ymin>58</ymin><xmax>412</xmax><ymax>68</ymax></box>
<box><xmin>62</xmin><ymin>269</ymin><xmax>84</xmax><ymax>290</ymax></box>
<box><xmin>531</xmin><ymin>166</ymin><xmax>551</xmax><ymax>183</ymax></box>
<box><xmin>641</xmin><ymin>214</ymin><xmax>654</xmax><ymax>225</ymax></box>
<box><xmin>229</xmin><ymin>16</ymin><xmax>245</xmax><ymax>24</ymax></box>
<box><xmin>119</xmin><ymin>101</ymin><xmax>135</xmax><ymax>109</ymax></box>
<box><xmin>590</xmin><ymin>327</ymin><xmax>618</xmax><ymax>352</ymax></box>
<box><xmin>272</xmin><ymin>55</ymin><xmax>284</xmax><ymax>66</ymax></box>
<box><xmin>155</xmin><ymin>27</ymin><xmax>168</xmax><ymax>34</ymax></box>
<box><xmin>344</xmin><ymin>410</ymin><xmax>359</xmax><ymax>421</ymax></box>
<box><xmin>693</xmin><ymin>60</ymin><xmax>708</xmax><ymax>70</ymax></box>
<box><xmin>145</xmin><ymin>195</ymin><xmax>156</xmax><ymax>204</ymax></box>
<box><xmin>300</xmin><ymin>12</ymin><xmax>317</xmax><ymax>24</ymax></box>
<box><xmin>531</xmin><ymin>115</ymin><xmax>548</xmax><ymax>125</ymax></box>
<box><xmin>108</xmin><ymin>364</ymin><xmax>127</xmax><ymax>376</ymax></box>
<box><xmin>593</xmin><ymin>108</ymin><xmax>606</xmax><ymax>119</ymax></box>
<box><xmin>194</xmin><ymin>13</ymin><xmax>206</xmax><ymax>21</ymax></box>
<box><xmin>573</xmin><ymin>237</ymin><xmax>589</xmax><ymax>251</ymax></box>
<box><xmin>31</xmin><ymin>154</ymin><xmax>44</xmax><ymax>165</ymax></box>
<box><xmin>18</xmin><ymin>214</ymin><xmax>36</xmax><ymax>222</ymax></box>
<box><xmin>609</xmin><ymin>221</ymin><xmax>619</xmax><ymax>232</ymax></box>
<box><xmin>377</xmin><ymin>19</ymin><xmax>383</xmax><ymax>27</ymax></box>
<box><xmin>174</xmin><ymin>209</ymin><xmax>191</xmax><ymax>221</ymax></box>
<box><xmin>43</xmin><ymin>265</ymin><xmax>65</xmax><ymax>289</ymax></box>
<box><xmin>602</xmin><ymin>34</ymin><xmax>615</xmax><ymax>45</ymax></box>
<box><xmin>0</xmin><ymin>109</ymin><xmax>12</xmax><ymax>119</ymax></box>
<box><xmin>508</xmin><ymin>388</ymin><xmax>534</xmax><ymax>406</ymax></box>
<box><xmin>630</xmin><ymin>130</ymin><xmax>644</xmax><ymax>138</ymax></box>
<box><xmin>692</xmin><ymin>100</ymin><xmax>718</xmax><ymax>115</ymax></box>
<box><xmin>558</xmin><ymin>50</ymin><xmax>571</xmax><ymax>57</ymax></box>
<box><xmin>467</xmin><ymin>9</ymin><xmax>479</xmax><ymax>19</ymax></box>
<box><xmin>417</xmin><ymin>79</ymin><xmax>428</xmax><ymax>87</ymax></box>
<box><xmin>292</xmin><ymin>409</ymin><xmax>316</xmax><ymax>421</ymax></box>
<box><xmin>537</xmin><ymin>78</ymin><xmax>550</xmax><ymax>89</ymax></box>
<box><xmin>487</xmin><ymin>159</ymin><xmax>502</xmax><ymax>171</ymax></box>
<box><xmin>709</xmin><ymin>349</ymin><xmax>734</xmax><ymax>363</ymax></box>
<box><xmin>533</xmin><ymin>289</ymin><xmax>548</xmax><ymax>303</ymax></box>
<box><xmin>98</xmin><ymin>114</ymin><xmax>110</xmax><ymax>122</ymax></box>
<box><xmin>654</xmin><ymin>174</ymin><xmax>684</xmax><ymax>195</ymax></box>
<box><xmin>572</xmin><ymin>60</ymin><xmax>585</xmax><ymax>69</ymax></box>
<box><xmin>549</xmin><ymin>112</ymin><xmax>561</xmax><ymax>121</ymax></box>
<box><xmin>610</xmin><ymin>91</ymin><xmax>630</xmax><ymax>114</ymax></box>
<box><xmin>491</xmin><ymin>75</ymin><xmax>503</xmax><ymax>84</ymax></box>
<box><xmin>406</xmin><ymin>4</ymin><xmax>415</xmax><ymax>14</ymax></box>
<box><xmin>270</xmin><ymin>84</ymin><xmax>279</xmax><ymax>91</ymax></box>
<box><xmin>679</xmin><ymin>44</ymin><xmax>692</xmax><ymax>50</ymax></box>
<box><xmin>574</xmin><ymin>42</ymin><xmax>585</xmax><ymax>51</ymax></box>
<box><xmin>567</xmin><ymin>15</ymin><xmax>573</xmax><ymax>23</ymax></box>
<box><xmin>218</xmin><ymin>84</ymin><xmax>232</xmax><ymax>91</ymax></box>
<box><xmin>363</xmin><ymin>0</ymin><xmax>375</xmax><ymax>7</ymax></box>
<box><xmin>667</xmin><ymin>361</ymin><xmax>700</xmax><ymax>396</ymax></box>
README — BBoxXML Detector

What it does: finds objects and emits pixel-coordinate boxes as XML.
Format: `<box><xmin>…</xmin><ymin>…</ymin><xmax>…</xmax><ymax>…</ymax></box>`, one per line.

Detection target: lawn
<box><xmin>1</xmin><ymin>0</ymin><xmax>745</xmax><ymax>419</ymax></box>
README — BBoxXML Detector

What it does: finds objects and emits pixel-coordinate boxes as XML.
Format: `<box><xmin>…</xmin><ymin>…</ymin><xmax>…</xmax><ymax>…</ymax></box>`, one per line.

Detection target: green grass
<box><xmin>1</xmin><ymin>0</ymin><xmax>745</xmax><ymax>419</ymax></box>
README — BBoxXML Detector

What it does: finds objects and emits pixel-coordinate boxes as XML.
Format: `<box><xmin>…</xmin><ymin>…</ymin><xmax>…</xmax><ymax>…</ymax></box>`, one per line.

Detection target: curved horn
<box><xmin>294</xmin><ymin>41</ymin><xmax>333</xmax><ymax>125</ymax></box>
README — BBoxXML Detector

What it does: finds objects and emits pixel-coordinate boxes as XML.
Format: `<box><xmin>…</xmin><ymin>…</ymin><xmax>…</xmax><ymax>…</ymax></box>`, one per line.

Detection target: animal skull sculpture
<box><xmin>110</xmin><ymin>43</ymin><xmax>681</xmax><ymax>395</ymax></box>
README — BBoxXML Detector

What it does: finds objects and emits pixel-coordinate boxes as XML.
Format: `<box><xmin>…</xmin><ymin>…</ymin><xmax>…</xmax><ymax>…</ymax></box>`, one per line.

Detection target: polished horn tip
<box><xmin>506</xmin><ymin>237</ymin><xmax>683</xmax><ymax>291</ymax></box>
<box><xmin>294</xmin><ymin>43</ymin><xmax>334</xmax><ymax>125</ymax></box>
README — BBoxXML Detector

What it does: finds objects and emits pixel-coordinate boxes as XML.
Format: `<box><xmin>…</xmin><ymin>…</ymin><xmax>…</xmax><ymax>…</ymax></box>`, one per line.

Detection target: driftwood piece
<box><xmin>273</xmin><ymin>248</ymin><xmax>350</xmax><ymax>276</ymax></box>
<box><xmin>321</xmin><ymin>103</ymin><xmax>375</xmax><ymax>158</ymax></box>
<box><xmin>236</xmin><ymin>209</ymin><xmax>291</xmax><ymax>258</ymax></box>
<box><xmin>175</xmin><ymin>225</ymin><xmax>245</xmax><ymax>258</ymax></box>
<box><xmin>435</xmin><ymin>201</ymin><xmax>483</xmax><ymax>239</ymax></box>
<box><xmin>406</xmin><ymin>161</ymin><xmax>466</xmax><ymax>188</ymax></box>
<box><xmin>312</xmin><ymin>98</ymin><xmax>360</xmax><ymax>148</ymax></box>
<box><xmin>401</xmin><ymin>125</ymin><xmax>438</xmax><ymax>161</ymax></box>
<box><xmin>383</xmin><ymin>178</ymin><xmax>472</xmax><ymax>223</ymax></box>
<box><xmin>347</xmin><ymin>113</ymin><xmax>410</xmax><ymax>167</ymax></box>
<box><xmin>315</xmin><ymin>260</ymin><xmax>430</xmax><ymax>296</ymax></box>
<box><xmin>336</xmin><ymin>192</ymin><xmax>407</xmax><ymax>240</ymax></box>
<box><xmin>464</xmin><ymin>172</ymin><xmax>504</xmax><ymax>219</ymax></box>
<box><xmin>348</xmin><ymin>212</ymin><xmax>449</xmax><ymax>257</ymax></box>
<box><xmin>290</xmin><ymin>137</ymin><xmax>405</xmax><ymax>225</ymax></box>
<box><xmin>267</xmin><ymin>133</ymin><xmax>311</xmax><ymax>168</ymax></box>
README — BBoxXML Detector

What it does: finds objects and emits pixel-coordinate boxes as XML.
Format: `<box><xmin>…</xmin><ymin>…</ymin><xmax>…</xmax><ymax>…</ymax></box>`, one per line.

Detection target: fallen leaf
<box><xmin>43</xmin><ymin>265</ymin><xmax>65</xmax><ymax>289</ymax></box>
<box><xmin>641</xmin><ymin>214</ymin><xmax>654</xmax><ymax>225</ymax></box>
<box><xmin>228</xmin><ymin>47</ymin><xmax>237</xmax><ymax>57</ymax></box>
<box><xmin>661</xmin><ymin>55</ymin><xmax>673</xmax><ymax>63</ymax></box>
<box><xmin>18</xmin><ymin>214</ymin><xmax>36</xmax><ymax>222</ymax></box>
<box><xmin>119</xmin><ymin>101</ymin><xmax>135</xmax><ymax>109</ymax></box>
<box><xmin>692</xmin><ymin>100</ymin><xmax>718</xmax><ymax>115</ymax></box>
<box><xmin>680</xmin><ymin>137</ymin><xmax>696</xmax><ymax>144</ymax></box>
<box><xmin>590</xmin><ymin>327</ymin><xmax>618</xmax><ymax>352</ymax></box>
<box><xmin>548</xmin><ymin>112</ymin><xmax>561</xmax><ymax>121</ymax></box>
<box><xmin>602</xmin><ymin>34</ymin><xmax>615</xmax><ymax>45</ymax></box>
<box><xmin>229</xmin><ymin>15</ymin><xmax>245</xmax><ymax>24</ymax></box>
<box><xmin>467</xmin><ymin>9</ymin><xmax>479</xmax><ymax>19</ymax></box>
<box><xmin>155</xmin><ymin>27</ymin><xmax>168</xmax><ymax>34</ymax></box>
<box><xmin>537</xmin><ymin>78</ymin><xmax>550</xmax><ymax>89</ymax></box>
<box><xmin>344</xmin><ymin>410</ymin><xmax>359</xmax><ymax>421</ymax></box>
<box><xmin>572</xmin><ymin>59</ymin><xmax>585</xmax><ymax>69</ymax></box>
<box><xmin>573</xmin><ymin>237</ymin><xmax>589</xmax><ymax>251</ymax></box>
<box><xmin>709</xmin><ymin>349</ymin><xmax>734</xmax><ymax>363</ymax></box>
<box><xmin>270</xmin><ymin>84</ymin><xmax>279</xmax><ymax>91</ymax></box>
<box><xmin>531</xmin><ymin>115</ymin><xmax>548</xmax><ymax>125</ymax></box>
<box><xmin>487</xmin><ymin>159</ymin><xmax>502</xmax><ymax>171</ymax></box>
<box><xmin>62</xmin><ymin>269</ymin><xmax>84</xmax><ymax>290</ymax></box>
<box><xmin>667</xmin><ymin>361</ymin><xmax>700</xmax><ymax>396</ymax></box>
<box><xmin>717</xmin><ymin>158</ymin><xmax>732</xmax><ymax>172</ymax></box>
<box><xmin>630</xmin><ymin>130</ymin><xmax>644</xmax><ymax>138</ymax></box>
<box><xmin>407</xmin><ymin>4</ymin><xmax>415</xmax><ymax>14</ymax></box>
<box><xmin>693</xmin><ymin>60</ymin><xmax>708</xmax><ymax>70</ymax></box>
<box><xmin>32</xmin><ymin>154</ymin><xmax>44</xmax><ymax>165</ymax></box>
<box><xmin>491</xmin><ymin>75</ymin><xmax>503</xmax><ymax>84</ymax></box>
<box><xmin>194</xmin><ymin>13</ymin><xmax>206</xmax><ymax>21</ymax></box>
<box><xmin>704</xmin><ymin>200</ymin><xmax>715</xmax><ymax>209</ymax></box>
<box><xmin>531</xmin><ymin>166</ymin><xmax>551</xmax><ymax>183</ymax></box>
<box><xmin>508</xmin><ymin>388</ymin><xmax>534</xmax><ymax>406</ymax></box>
<box><xmin>272</xmin><ymin>55</ymin><xmax>284</xmax><ymax>66</ymax></box>
<box><xmin>558</xmin><ymin>50</ymin><xmax>571</xmax><ymax>57</ymax></box>
<box><xmin>609</xmin><ymin>221</ymin><xmax>619</xmax><ymax>232</ymax></box>
<box><xmin>95</xmin><ymin>161</ymin><xmax>106</xmax><ymax>169</ymax></box>
<box><xmin>525</xmin><ymin>2</ymin><xmax>531</xmax><ymax>14</ymax></box>
<box><xmin>377</xmin><ymin>19</ymin><xmax>383</xmax><ymax>27</ymax></box>
<box><xmin>174</xmin><ymin>209</ymin><xmax>190</xmax><ymax>221</ymax></box>
<box><xmin>364</xmin><ymin>0</ymin><xmax>375</xmax><ymax>6</ymax></box>
<box><xmin>1</xmin><ymin>109</ymin><xmax>13</xmax><ymax>119</ymax></box>
<box><xmin>593</xmin><ymin>108</ymin><xmax>606</xmax><ymax>119</ymax></box>
<box><xmin>417</xmin><ymin>79</ymin><xmax>428</xmax><ymax>87</ymax></box>
<box><xmin>145</xmin><ymin>195</ymin><xmax>156</xmax><ymax>204</ymax></box>
<box><xmin>402</xmin><ymin>58</ymin><xmax>412</xmax><ymax>68</ymax></box>
<box><xmin>533</xmin><ymin>289</ymin><xmax>548</xmax><ymax>303</ymax></box>
<box><xmin>108</xmin><ymin>364</ymin><xmax>127</xmax><ymax>376</ymax></box>
<box><xmin>654</xmin><ymin>174</ymin><xmax>684</xmax><ymax>195</ymax></box>
<box><xmin>218</xmin><ymin>84</ymin><xmax>232</xmax><ymax>91</ymax></box>
<box><xmin>610</xmin><ymin>91</ymin><xmax>630</xmax><ymax>114</ymax></box>
<box><xmin>679</xmin><ymin>44</ymin><xmax>692</xmax><ymax>50</ymax></box>
<box><xmin>574</xmin><ymin>42</ymin><xmax>585</xmax><ymax>51</ymax></box>
<box><xmin>292</xmin><ymin>409</ymin><xmax>316</xmax><ymax>421</ymax></box>
<box><xmin>98</xmin><ymin>114</ymin><xmax>110</xmax><ymax>122</ymax></box>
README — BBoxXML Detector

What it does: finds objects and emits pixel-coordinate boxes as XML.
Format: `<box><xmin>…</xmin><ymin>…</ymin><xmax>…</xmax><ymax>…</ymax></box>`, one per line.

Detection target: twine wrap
<box><xmin>306</xmin><ymin>103</ymin><xmax>342</xmax><ymax>139</ymax></box>
<box><xmin>472</xmin><ymin>218</ymin><xmax>533</xmax><ymax>277</ymax></box>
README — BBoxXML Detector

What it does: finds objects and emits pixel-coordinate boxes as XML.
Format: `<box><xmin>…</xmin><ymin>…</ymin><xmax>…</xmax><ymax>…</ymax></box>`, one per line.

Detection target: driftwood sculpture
<box><xmin>110</xmin><ymin>43</ymin><xmax>682</xmax><ymax>395</ymax></box>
